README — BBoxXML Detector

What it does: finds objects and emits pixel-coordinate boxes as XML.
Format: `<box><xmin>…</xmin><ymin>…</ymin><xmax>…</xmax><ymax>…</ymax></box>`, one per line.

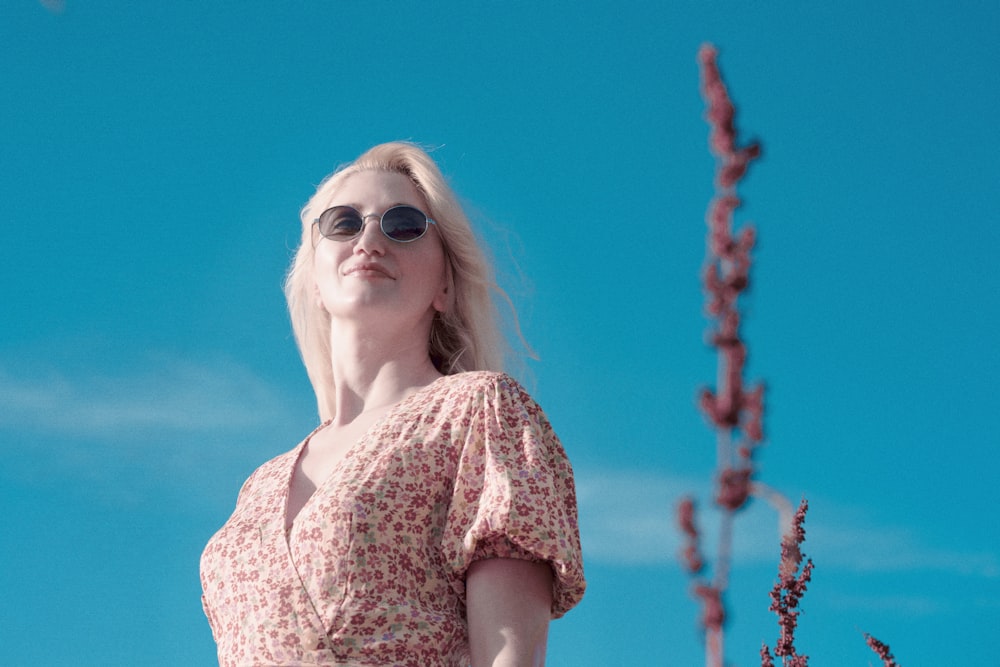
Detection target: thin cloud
<box><xmin>1</xmin><ymin>356</ymin><xmax>291</xmax><ymax>437</ymax></box>
<box><xmin>38</xmin><ymin>0</ymin><xmax>65</xmax><ymax>14</ymax></box>
<box><xmin>824</xmin><ymin>592</ymin><xmax>943</xmax><ymax>616</ymax></box>
<box><xmin>575</xmin><ymin>469</ymin><xmax>798</xmax><ymax>567</ymax></box>
<box><xmin>809</xmin><ymin>522</ymin><xmax>999</xmax><ymax>579</ymax></box>
<box><xmin>0</xmin><ymin>355</ymin><xmax>309</xmax><ymax>505</ymax></box>
<box><xmin>574</xmin><ymin>468</ymin><xmax>999</xmax><ymax>579</ymax></box>
<box><xmin>575</xmin><ymin>469</ymin><xmax>693</xmax><ymax>564</ymax></box>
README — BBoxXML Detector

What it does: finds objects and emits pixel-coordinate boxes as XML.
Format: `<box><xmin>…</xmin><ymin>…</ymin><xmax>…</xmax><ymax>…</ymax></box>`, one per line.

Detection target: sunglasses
<box><xmin>313</xmin><ymin>205</ymin><xmax>437</xmax><ymax>244</ymax></box>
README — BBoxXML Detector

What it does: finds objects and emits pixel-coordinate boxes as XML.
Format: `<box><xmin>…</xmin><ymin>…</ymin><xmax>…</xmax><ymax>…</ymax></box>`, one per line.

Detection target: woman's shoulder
<box><xmin>425</xmin><ymin>371</ymin><xmax>554</xmax><ymax>427</ymax></box>
<box><xmin>433</xmin><ymin>370</ymin><xmax>533</xmax><ymax>401</ymax></box>
<box><xmin>436</xmin><ymin>369</ymin><xmax>524</xmax><ymax>389</ymax></box>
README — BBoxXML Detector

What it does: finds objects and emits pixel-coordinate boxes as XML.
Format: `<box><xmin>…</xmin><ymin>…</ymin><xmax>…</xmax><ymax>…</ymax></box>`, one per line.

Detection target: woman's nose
<box><xmin>353</xmin><ymin>214</ymin><xmax>386</xmax><ymax>255</ymax></box>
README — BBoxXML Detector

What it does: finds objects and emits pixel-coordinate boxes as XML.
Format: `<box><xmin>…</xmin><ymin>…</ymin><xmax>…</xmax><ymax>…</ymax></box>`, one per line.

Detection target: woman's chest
<box><xmin>290</xmin><ymin>424</ymin><xmax>462</xmax><ymax>548</ymax></box>
<box><xmin>286</xmin><ymin>413</ymin><xmax>388</xmax><ymax>530</ymax></box>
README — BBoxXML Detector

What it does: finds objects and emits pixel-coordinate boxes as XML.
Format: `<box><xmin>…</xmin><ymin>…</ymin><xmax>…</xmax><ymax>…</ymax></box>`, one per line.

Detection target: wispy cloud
<box><xmin>809</xmin><ymin>521</ymin><xmax>999</xmax><ymax>579</ymax></box>
<box><xmin>1</xmin><ymin>355</ymin><xmax>292</xmax><ymax>437</ymax></box>
<box><xmin>575</xmin><ymin>469</ymin><xmax>696</xmax><ymax>565</ymax></box>
<box><xmin>575</xmin><ymin>469</ymin><xmax>794</xmax><ymax>566</ymax></box>
<box><xmin>824</xmin><ymin>592</ymin><xmax>944</xmax><ymax>616</ymax></box>
<box><xmin>1</xmin><ymin>354</ymin><xmax>311</xmax><ymax>504</ymax></box>
<box><xmin>574</xmin><ymin>468</ymin><xmax>999</xmax><ymax>580</ymax></box>
<box><xmin>38</xmin><ymin>0</ymin><xmax>65</xmax><ymax>14</ymax></box>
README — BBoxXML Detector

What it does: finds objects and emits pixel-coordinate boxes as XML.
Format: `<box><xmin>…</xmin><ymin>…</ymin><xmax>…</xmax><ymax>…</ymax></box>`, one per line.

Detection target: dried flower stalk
<box><xmin>760</xmin><ymin>499</ymin><xmax>813</xmax><ymax>666</ymax></box>
<box><xmin>675</xmin><ymin>43</ymin><xmax>764</xmax><ymax>667</ymax></box>
<box><xmin>864</xmin><ymin>634</ymin><xmax>900</xmax><ymax>667</ymax></box>
<box><xmin>677</xmin><ymin>43</ymin><xmax>900</xmax><ymax>667</ymax></box>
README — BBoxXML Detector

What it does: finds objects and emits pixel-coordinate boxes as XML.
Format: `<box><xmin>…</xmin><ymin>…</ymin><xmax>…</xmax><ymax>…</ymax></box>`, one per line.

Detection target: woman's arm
<box><xmin>466</xmin><ymin>558</ymin><xmax>554</xmax><ymax>667</ymax></box>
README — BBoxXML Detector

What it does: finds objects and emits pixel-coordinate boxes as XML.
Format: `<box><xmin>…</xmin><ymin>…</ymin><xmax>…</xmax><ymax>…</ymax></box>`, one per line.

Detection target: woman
<box><xmin>200</xmin><ymin>142</ymin><xmax>586</xmax><ymax>666</ymax></box>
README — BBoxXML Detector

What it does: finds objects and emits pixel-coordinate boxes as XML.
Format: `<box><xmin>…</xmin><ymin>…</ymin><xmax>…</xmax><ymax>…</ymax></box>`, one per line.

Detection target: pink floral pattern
<box><xmin>200</xmin><ymin>371</ymin><xmax>586</xmax><ymax>666</ymax></box>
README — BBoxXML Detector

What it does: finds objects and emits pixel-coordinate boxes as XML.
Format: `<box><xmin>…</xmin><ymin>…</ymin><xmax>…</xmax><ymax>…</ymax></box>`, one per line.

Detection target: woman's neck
<box><xmin>325</xmin><ymin>319</ymin><xmax>441</xmax><ymax>426</ymax></box>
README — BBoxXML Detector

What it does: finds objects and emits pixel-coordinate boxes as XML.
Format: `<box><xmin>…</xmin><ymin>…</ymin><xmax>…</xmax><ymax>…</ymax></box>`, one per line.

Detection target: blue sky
<box><xmin>2</xmin><ymin>1</ymin><xmax>998</xmax><ymax>665</ymax></box>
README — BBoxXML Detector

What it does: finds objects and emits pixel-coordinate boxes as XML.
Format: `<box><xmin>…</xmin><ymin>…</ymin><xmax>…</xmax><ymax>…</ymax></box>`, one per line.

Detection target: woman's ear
<box><xmin>314</xmin><ymin>282</ymin><xmax>326</xmax><ymax>311</ymax></box>
<box><xmin>432</xmin><ymin>261</ymin><xmax>454</xmax><ymax>313</ymax></box>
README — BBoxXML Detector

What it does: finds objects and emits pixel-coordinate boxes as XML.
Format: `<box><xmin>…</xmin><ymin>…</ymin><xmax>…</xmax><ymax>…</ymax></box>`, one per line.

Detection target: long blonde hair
<box><xmin>284</xmin><ymin>142</ymin><xmax>509</xmax><ymax>420</ymax></box>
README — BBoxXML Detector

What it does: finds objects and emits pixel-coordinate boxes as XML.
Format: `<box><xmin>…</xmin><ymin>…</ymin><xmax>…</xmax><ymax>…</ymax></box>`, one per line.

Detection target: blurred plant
<box><xmin>674</xmin><ymin>42</ymin><xmax>764</xmax><ymax>667</ymax></box>
<box><xmin>676</xmin><ymin>44</ymin><xmax>900</xmax><ymax>667</ymax></box>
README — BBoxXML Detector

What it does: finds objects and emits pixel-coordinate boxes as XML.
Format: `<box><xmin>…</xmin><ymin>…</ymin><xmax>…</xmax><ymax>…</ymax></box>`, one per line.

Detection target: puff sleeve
<box><xmin>441</xmin><ymin>373</ymin><xmax>586</xmax><ymax>618</ymax></box>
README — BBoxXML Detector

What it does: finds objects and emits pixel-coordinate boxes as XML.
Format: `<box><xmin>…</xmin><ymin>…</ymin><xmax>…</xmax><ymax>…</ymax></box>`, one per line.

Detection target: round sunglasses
<box><xmin>313</xmin><ymin>205</ymin><xmax>437</xmax><ymax>244</ymax></box>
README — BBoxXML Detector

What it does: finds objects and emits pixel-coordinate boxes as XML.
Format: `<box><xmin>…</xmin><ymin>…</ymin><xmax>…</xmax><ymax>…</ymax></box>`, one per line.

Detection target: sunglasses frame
<box><xmin>313</xmin><ymin>205</ymin><xmax>437</xmax><ymax>244</ymax></box>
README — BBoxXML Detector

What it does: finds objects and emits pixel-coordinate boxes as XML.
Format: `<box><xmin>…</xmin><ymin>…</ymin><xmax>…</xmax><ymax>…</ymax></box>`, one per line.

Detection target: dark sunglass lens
<box><xmin>319</xmin><ymin>207</ymin><xmax>364</xmax><ymax>239</ymax></box>
<box><xmin>383</xmin><ymin>206</ymin><xmax>428</xmax><ymax>242</ymax></box>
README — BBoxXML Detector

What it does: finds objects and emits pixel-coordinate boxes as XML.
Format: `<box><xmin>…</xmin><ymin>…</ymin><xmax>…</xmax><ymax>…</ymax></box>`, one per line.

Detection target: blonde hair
<box><xmin>284</xmin><ymin>142</ymin><xmax>509</xmax><ymax>420</ymax></box>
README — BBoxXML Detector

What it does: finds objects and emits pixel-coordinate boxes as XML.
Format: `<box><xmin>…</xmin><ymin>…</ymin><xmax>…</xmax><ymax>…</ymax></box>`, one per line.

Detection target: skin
<box><xmin>292</xmin><ymin>169</ymin><xmax>553</xmax><ymax>665</ymax></box>
<box><xmin>467</xmin><ymin>558</ymin><xmax>554</xmax><ymax>667</ymax></box>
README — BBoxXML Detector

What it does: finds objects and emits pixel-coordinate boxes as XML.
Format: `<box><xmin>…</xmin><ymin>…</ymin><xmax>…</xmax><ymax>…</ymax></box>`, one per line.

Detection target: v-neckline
<box><xmin>283</xmin><ymin>420</ymin><xmax>334</xmax><ymax>534</ymax></box>
<box><xmin>281</xmin><ymin>376</ymin><xmax>447</xmax><ymax>538</ymax></box>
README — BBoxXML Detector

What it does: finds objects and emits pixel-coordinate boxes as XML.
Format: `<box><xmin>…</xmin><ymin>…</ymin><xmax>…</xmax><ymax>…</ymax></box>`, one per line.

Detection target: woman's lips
<box><xmin>344</xmin><ymin>262</ymin><xmax>393</xmax><ymax>279</ymax></box>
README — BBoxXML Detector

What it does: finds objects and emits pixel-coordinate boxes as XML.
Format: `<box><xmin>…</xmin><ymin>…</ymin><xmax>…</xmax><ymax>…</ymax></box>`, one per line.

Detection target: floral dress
<box><xmin>200</xmin><ymin>371</ymin><xmax>586</xmax><ymax>666</ymax></box>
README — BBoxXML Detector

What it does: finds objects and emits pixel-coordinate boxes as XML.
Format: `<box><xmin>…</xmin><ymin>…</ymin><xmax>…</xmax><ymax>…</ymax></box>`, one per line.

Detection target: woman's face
<box><xmin>312</xmin><ymin>170</ymin><xmax>449</xmax><ymax>332</ymax></box>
